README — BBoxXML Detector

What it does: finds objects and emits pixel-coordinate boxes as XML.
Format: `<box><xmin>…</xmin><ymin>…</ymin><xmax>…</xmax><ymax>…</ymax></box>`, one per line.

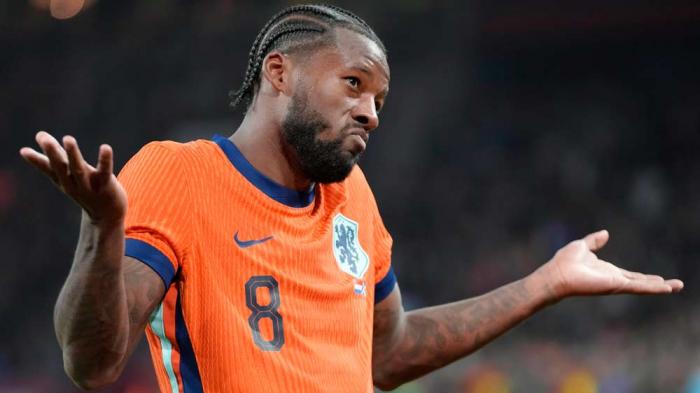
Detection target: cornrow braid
<box><xmin>323</xmin><ymin>4</ymin><xmax>374</xmax><ymax>31</ymax></box>
<box><xmin>229</xmin><ymin>4</ymin><xmax>385</xmax><ymax>111</ymax></box>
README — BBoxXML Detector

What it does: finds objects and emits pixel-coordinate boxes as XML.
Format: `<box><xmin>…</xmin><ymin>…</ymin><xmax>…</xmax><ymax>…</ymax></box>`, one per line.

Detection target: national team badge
<box><xmin>332</xmin><ymin>213</ymin><xmax>370</xmax><ymax>279</ymax></box>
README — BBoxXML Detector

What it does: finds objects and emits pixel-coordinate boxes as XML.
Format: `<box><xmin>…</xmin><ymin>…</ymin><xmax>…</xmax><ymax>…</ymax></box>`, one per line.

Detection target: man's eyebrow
<box><xmin>374</xmin><ymin>85</ymin><xmax>389</xmax><ymax>97</ymax></box>
<box><xmin>350</xmin><ymin>65</ymin><xmax>371</xmax><ymax>75</ymax></box>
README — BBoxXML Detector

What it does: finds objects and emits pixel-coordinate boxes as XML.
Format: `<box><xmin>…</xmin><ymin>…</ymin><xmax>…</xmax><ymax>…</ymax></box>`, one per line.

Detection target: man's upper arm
<box><xmin>373</xmin><ymin>285</ymin><xmax>405</xmax><ymax>372</ymax></box>
<box><xmin>372</xmin><ymin>285</ymin><xmax>405</xmax><ymax>389</ymax></box>
<box><xmin>122</xmin><ymin>256</ymin><xmax>166</xmax><ymax>357</ymax></box>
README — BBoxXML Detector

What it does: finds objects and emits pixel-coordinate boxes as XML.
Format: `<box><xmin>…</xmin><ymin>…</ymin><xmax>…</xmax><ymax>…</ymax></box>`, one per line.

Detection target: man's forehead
<box><xmin>331</xmin><ymin>28</ymin><xmax>390</xmax><ymax>79</ymax></box>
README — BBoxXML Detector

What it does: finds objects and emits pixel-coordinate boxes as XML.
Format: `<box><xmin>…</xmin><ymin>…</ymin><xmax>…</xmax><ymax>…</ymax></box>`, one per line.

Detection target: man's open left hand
<box><xmin>535</xmin><ymin>230</ymin><xmax>684</xmax><ymax>301</ymax></box>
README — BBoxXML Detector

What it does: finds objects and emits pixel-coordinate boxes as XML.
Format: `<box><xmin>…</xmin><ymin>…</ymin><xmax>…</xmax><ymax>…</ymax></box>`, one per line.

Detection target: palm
<box><xmin>20</xmin><ymin>131</ymin><xmax>127</xmax><ymax>223</ymax></box>
<box><xmin>78</xmin><ymin>171</ymin><xmax>127</xmax><ymax>223</ymax></box>
<box><xmin>540</xmin><ymin>230</ymin><xmax>683</xmax><ymax>299</ymax></box>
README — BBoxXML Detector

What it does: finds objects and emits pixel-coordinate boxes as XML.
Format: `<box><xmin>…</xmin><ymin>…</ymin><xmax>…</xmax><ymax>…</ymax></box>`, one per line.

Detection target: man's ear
<box><xmin>261</xmin><ymin>51</ymin><xmax>292</xmax><ymax>95</ymax></box>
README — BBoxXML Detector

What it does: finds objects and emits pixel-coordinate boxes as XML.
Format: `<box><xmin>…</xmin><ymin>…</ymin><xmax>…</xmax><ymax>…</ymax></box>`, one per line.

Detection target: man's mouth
<box><xmin>346</xmin><ymin>128</ymin><xmax>368</xmax><ymax>154</ymax></box>
<box><xmin>348</xmin><ymin>128</ymin><xmax>369</xmax><ymax>143</ymax></box>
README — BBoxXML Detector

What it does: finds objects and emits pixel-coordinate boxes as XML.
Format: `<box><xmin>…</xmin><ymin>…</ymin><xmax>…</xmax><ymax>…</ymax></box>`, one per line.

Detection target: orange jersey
<box><xmin>117</xmin><ymin>135</ymin><xmax>395</xmax><ymax>393</ymax></box>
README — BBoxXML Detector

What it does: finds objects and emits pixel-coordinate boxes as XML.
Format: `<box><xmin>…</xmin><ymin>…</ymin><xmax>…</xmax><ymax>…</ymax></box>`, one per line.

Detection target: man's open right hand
<box><xmin>20</xmin><ymin>131</ymin><xmax>127</xmax><ymax>225</ymax></box>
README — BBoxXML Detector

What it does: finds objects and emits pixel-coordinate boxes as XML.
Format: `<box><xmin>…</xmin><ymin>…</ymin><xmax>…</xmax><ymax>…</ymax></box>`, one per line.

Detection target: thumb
<box><xmin>582</xmin><ymin>229</ymin><xmax>609</xmax><ymax>252</ymax></box>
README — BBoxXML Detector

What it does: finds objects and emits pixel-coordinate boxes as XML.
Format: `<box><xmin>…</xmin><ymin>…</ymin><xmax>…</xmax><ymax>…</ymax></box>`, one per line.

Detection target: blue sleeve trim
<box><xmin>175</xmin><ymin>292</ymin><xmax>204</xmax><ymax>392</ymax></box>
<box><xmin>374</xmin><ymin>266</ymin><xmax>397</xmax><ymax>304</ymax></box>
<box><xmin>125</xmin><ymin>238</ymin><xmax>176</xmax><ymax>288</ymax></box>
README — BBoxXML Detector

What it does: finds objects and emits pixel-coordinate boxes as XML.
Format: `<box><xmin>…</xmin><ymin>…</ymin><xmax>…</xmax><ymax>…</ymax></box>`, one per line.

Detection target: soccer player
<box><xmin>20</xmin><ymin>4</ymin><xmax>683</xmax><ymax>392</ymax></box>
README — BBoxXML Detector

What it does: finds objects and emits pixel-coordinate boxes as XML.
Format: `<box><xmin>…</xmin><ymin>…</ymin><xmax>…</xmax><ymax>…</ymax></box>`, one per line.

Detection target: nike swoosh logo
<box><xmin>234</xmin><ymin>231</ymin><xmax>273</xmax><ymax>248</ymax></box>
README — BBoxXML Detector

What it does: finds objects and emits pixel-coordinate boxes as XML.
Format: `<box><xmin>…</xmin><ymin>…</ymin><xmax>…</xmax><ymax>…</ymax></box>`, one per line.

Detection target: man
<box><xmin>19</xmin><ymin>4</ymin><xmax>683</xmax><ymax>392</ymax></box>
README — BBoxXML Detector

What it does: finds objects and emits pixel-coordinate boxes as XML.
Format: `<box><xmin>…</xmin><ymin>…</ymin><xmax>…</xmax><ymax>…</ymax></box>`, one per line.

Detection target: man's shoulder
<box><xmin>119</xmin><ymin>138</ymin><xmax>223</xmax><ymax>181</ymax></box>
<box><xmin>126</xmin><ymin>138</ymin><xmax>224</xmax><ymax>170</ymax></box>
<box><xmin>343</xmin><ymin>164</ymin><xmax>367</xmax><ymax>184</ymax></box>
<box><xmin>326</xmin><ymin>164</ymin><xmax>379</xmax><ymax>207</ymax></box>
<box><xmin>137</xmin><ymin>138</ymin><xmax>218</xmax><ymax>157</ymax></box>
<box><xmin>345</xmin><ymin>165</ymin><xmax>373</xmax><ymax>192</ymax></box>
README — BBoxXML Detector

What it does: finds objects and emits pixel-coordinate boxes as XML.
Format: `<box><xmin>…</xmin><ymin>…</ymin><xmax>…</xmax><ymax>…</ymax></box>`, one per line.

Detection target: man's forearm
<box><xmin>373</xmin><ymin>275</ymin><xmax>555</xmax><ymax>389</ymax></box>
<box><xmin>54</xmin><ymin>212</ymin><xmax>129</xmax><ymax>389</ymax></box>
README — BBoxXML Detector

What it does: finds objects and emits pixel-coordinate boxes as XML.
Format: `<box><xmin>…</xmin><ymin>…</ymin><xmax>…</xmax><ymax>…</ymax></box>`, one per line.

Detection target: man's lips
<box><xmin>347</xmin><ymin>128</ymin><xmax>368</xmax><ymax>153</ymax></box>
<box><xmin>348</xmin><ymin>128</ymin><xmax>369</xmax><ymax>143</ymax></box>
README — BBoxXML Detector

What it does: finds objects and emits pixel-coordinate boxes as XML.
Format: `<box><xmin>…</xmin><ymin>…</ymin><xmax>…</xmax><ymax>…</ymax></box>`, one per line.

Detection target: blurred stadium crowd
<box><xmin>1</xmin><ymin>0</ymin><xmax>700</xmax><ymax>392</ymax></box>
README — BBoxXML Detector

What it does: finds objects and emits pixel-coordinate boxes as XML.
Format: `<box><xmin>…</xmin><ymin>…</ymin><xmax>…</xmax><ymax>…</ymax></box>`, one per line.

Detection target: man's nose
<box><xmin>351</xmin><ymin>95</ymin><xmax>379</xmax><ymax>131</ymax></box>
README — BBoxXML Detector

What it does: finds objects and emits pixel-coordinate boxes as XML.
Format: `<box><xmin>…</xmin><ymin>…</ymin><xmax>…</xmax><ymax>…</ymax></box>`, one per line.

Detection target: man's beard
<box><xmin>281</xmin><ymin>90</ymin><xmax>360</xmax><ymax>184</ymax></box>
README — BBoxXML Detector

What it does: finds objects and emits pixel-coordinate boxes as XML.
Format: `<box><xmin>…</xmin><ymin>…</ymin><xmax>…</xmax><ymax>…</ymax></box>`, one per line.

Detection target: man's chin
<box><xmin>309</xmin><ymin>161</ymin><xmax>357</xmax><ymax>184</ymax></box>
<box><xmin>342</xmin><ymin>149</ymin><xmax>362</xmax><ymax>164</ymax></box>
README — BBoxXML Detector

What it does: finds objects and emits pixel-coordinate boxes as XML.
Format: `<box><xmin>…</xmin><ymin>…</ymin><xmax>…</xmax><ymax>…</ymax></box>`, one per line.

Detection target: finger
<box><xmin>63</xmin><ymin>135</ymin><xmax>88</xmax><ymax>179</ymax></box>
<box><xmin>617</xmin><ymin>267</ymin><xmax>664</xmax><ymax>282</ymax></box>
<box><xmin>617</xmin><ymin>278</ymin><xmax>675</xmax><ymax>294</ymax></box>
<box><xmin>19</xmin><ymin>147</ymin><xmax>58</xmax><ymax>183</ymax></box>
<box><xmin>36</xmin><ymin>132</ymin><xmax>71</xmax><ymax>185</ymax></box>
<box><xmin>617</xmin><ymin>275</ymin><xmax>684</xmax><ymax>294</ymax></box>
<box><xmin>96</xmin><ymin>144</ymin><xmax>113</xmax><ymax>175</ymax></box>
<box><xmin>35</xmin><ymin>131</ymin><xmax>63</xmax><ymax>158</ymax></box>
<box><xmin>91</xmin><ymin>144</ymin><xmax>113</xmax><ymax>190</ymax></box>
<box><xmin>582</xmin><ymin>230</ymin><xmax>609</xmax><ymax>252</ymax></box>
<box><xmin>666</xmin><ymin>279</ymin><xmax>684</xmax><ymax>293</ymax></box>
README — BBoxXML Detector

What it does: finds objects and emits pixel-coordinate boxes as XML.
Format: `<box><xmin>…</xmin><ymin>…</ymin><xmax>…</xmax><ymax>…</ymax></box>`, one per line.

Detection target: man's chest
<box><xmin>179</xmin><ymin>206</ymin><xmax>377</xmax><ymax>348</ymax></box>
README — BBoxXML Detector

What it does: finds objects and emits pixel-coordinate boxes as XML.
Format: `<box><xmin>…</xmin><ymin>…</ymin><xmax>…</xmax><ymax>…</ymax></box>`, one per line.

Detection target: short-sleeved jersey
<box><xmin>117</xmin><ymin>135</ymin><xmax>396</xmax><ymax>393</ymax></box>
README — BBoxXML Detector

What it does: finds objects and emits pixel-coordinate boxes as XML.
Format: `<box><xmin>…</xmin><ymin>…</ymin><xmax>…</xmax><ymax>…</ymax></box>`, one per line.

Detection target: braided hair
<box><xmin>229</xmin><ymin>4</ymin><xmax>386</xmax><ymax>111</ymax></box>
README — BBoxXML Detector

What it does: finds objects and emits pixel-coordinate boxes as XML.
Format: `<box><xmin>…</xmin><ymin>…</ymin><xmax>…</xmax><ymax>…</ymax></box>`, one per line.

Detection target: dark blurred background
<box><xmin>2</xmin><ymin>0</ymin><xmax>700</xmax><ymax>392</ymax></box>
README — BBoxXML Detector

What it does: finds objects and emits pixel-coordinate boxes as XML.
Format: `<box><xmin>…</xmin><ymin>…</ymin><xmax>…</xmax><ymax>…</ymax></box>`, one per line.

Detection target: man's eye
<box><xmin>345</xmin><ymin>77</ymin><xmax>360</xmax><ymax>88</ymax></box>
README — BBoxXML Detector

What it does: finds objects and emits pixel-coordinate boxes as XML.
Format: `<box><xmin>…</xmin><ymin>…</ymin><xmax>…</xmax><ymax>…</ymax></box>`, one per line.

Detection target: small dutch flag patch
<box><xmin>353</xmin><ymin>279</ymin><xmax>367</xmax><ymax>296</ymax></box>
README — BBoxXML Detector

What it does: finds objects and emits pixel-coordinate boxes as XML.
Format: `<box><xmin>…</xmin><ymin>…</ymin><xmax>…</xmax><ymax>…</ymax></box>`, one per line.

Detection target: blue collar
<box><xmin>213</xmin><ymin>135</ymin><xmax>315</xmax><ymax>208</ymax></box>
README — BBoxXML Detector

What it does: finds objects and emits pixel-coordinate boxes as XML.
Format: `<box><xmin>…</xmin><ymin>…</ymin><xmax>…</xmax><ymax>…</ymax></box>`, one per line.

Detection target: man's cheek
<box><xmin>315</xmin><ymin>129</ymin><xmax>339</xmax><ymax>142</ymax></box>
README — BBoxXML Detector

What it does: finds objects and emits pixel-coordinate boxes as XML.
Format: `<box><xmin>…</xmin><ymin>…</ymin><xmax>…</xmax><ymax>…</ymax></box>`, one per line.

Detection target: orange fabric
<box><xmin>117</xmin><ymin>139</ymin><xmax>393</xmax><ymax>393</ymax></box>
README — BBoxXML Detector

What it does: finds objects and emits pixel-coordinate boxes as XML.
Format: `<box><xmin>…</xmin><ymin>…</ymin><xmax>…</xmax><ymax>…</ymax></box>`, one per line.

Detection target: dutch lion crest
<box><xmin>332</xmin><ymin>214</ymin><xmax>369</xmax><ymax>279</ymax></box>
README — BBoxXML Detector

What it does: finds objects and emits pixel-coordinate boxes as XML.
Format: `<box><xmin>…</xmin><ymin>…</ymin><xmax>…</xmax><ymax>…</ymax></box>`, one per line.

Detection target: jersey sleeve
<box><xmin>117</xmin><ymin>142</ymin><xmax>192</xmax><ymax>289</ymax></box>
<box><xmin>349</xmin><ymin>167</ymin><xmax>396</xmax><ymax>303</ymax></box>
<box><xmin>372</xmin><ymin>208</ymin><xmax>395</xmax><ymax>303</ymax></box>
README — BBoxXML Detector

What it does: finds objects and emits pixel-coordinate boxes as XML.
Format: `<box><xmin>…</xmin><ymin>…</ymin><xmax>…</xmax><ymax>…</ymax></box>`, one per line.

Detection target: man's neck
<box><xmin>230</xmin><ymin>114</ymin><xmax>313</xmax><ymax>191</ymax></box>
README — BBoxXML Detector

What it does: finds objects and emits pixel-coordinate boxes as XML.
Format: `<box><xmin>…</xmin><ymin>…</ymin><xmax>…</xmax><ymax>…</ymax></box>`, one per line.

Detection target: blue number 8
<box><xmin>245</xmin><ymin>275</ymin><xmax>285</xmax><ymax>351</ymax></box>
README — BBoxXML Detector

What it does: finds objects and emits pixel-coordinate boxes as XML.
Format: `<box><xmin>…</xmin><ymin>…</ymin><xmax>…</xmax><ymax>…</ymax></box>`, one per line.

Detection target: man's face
<box><xmin>281</xmin><ymin>28</ymin><xmax>389</xmax><ymax>184</ymax></box>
